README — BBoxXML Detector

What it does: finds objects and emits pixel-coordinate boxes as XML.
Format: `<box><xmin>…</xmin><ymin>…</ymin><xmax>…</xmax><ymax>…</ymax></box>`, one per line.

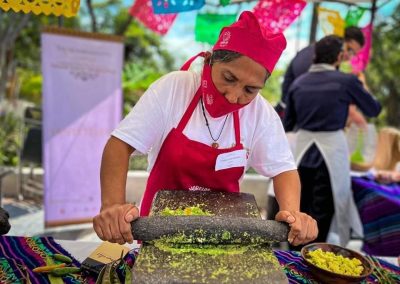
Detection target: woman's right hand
<box><xmin>93</xmin><ymin>203</ymin><xmax>139</xmax><ymax>244</ymax></box>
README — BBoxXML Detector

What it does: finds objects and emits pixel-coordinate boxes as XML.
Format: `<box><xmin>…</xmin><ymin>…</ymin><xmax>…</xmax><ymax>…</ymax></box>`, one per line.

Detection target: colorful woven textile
<box><xmin>0</xmin><ymin>236</ymin><xmax>81</xmax><ymax>283</ymax></box>
<box><xmin>350</xmin><ymin>24</ymin><xmax>373</xmax><ymax>73</ymax></box>
<box><xmin>195</xmin><ymin>13</ymin><xmax>237</xmax><ymax>44</ymax></box>
<box><xmin>152</xmin><ymin>0</ymin><xmax>205</xmax><ymax>14</ymax></box>
<box><xmin>253</xmin><ymin>0</ymin><xmax>307</xmax><ymax>33</ymax></box>
<box><xmin>0</xmin><ymin>236</ymin><xmax>138</xmax><ymax>284</ymax></box>
<box><xmin>274</xmin><ymin>250</ymin><xmax>400</xmax><ymax>283</ymax></box>
<box><xmin>0</xmin><ymin>0</ymin><xmax>80</xmax><ymax>17</ymax></box>
<box><xmin>0</xmin><ymin>236</ymin><xmax>398</xmax><ymax>283</ymax></box>
<box><xmin>130</xmin><ymin>0</ymin><xmax>177</xmax><ymax>35</ymax></box>
<box><xmin>352</xmin><ymin>175</ymin><xmax>400</xmax><ymax>256</ymax></box>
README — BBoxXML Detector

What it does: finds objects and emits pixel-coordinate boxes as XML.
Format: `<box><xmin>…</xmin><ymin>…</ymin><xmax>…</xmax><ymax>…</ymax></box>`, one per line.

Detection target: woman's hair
<box><xmin>210</xmin><ymin>50</ymin><xmax>271</xmax><ymax>80</ymax></box>
<box><xmin>210</xmin><ymin>50</ymin><xmax>242</xmax><ymax>64</ymax></box>
<box><xmin>373</xmin><ymin>127</ymin><xmax>400</xmax><ymax>171</ymax></box>
<box><xmin>314</xmin><ymin>35</ymin><xmax>344</xmax><ymax>64</ymax></box>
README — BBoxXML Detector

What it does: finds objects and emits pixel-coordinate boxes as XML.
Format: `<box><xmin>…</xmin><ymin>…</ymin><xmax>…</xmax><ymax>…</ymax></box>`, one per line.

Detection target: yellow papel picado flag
<box><xmin>0</xmin><ymin>0</ymin><xmax>80</xmax><ymax>17</ymax></box>
<box><xmin>318</xmin><ymin>7</ymin><xmax>345</xmax><ymax>37</ymax></box>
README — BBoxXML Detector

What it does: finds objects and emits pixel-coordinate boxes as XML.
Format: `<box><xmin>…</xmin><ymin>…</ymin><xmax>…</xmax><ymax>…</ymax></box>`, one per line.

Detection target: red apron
<box><xmin>140</xmin><ymin>54</ymin><xmax>245</xmax><ymax>216</ymax></box>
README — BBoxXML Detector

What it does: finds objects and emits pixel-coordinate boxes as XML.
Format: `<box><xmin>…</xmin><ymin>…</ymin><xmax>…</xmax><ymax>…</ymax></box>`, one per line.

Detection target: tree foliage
<box><xmin>0</xmin><ymin>113</ymin><xmax>21</xmax><ymax>166</ymax></box>
<box><xmin>107</xmin><ymin>7</ymin><xmax>174</xmax><ymax>71</ymax></box>
<box><xmin>122</xmin><ymin>62</ymin><xmax>164</xmax><ymax>115</ymax></box>
<box><xmin>14</xmin><ymin>15</ymin><xmax>79</xmax><ymax>104</ymax></box>
<box><xmin>366</xmin><ymin>3</ymin><xmax>400</xmax><ymax>128</ymax></box>
<box><xmin>260</xmin><ymin>69</ymin><xmax>284</xmax><ymax>105</ymax></box>
<box><xmin>0</xmin><ymin>11</ymin><xmax>30</xmax><ymax>100</ymax></box>
<box><xmin>3</xmin><ymin>2</ymin><xmax>173</xmax><ymax>105</ymax></box>
<box><xmin>0</xmin><ymin>3</ymin><xmax>173</xmax><ymax>166</ymax></box>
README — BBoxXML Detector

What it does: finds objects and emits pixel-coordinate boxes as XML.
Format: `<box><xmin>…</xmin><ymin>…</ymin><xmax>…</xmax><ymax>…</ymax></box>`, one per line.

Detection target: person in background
<box><xmin>267</xmin><ymin>27</ymin><xmax>366</xmax><ymax>226</ymax></box>
<box><xmin>92</xmin><ymin>11</ymin><xmax>318</xmax><ymax>246</ymax></box>
<box><xmin>283</xmin><ymin>35</ymin><xmax>381</xmax><ymax>247</ymax></box>
<box><xmin>352</xmin><ymin>127</ymin><xmax>400</xmax><ymax>183</ymax></box>
<box><xmin>275</xmin><ymin>26</ymin><xmax>367</xmax><ymax>127</ymax></box>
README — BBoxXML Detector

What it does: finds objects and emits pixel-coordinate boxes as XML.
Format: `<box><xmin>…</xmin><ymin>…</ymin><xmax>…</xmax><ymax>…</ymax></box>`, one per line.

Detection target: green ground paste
<box><xmin>160</xmin><ymin>205</ymin><xmax>213</xmax><ymax>216</ymax></box>
<box><xmin>155</xmin><ymin>229</ymin><xmax>276</xmax><ymax>245</ymax></box>
<box><xmin>135</xmin><ymin>244</ymin><xmax>282</xmax><ymax>283</ymax></box>
<box><xmin>134</xmin><ymin>204</ymin><xmax>284</xmax><ymax>282</ymax></box>
<box><xmin>153</xmin><ymin>241</ymin><xmax>251</xmax><ymax>255</ymax></box>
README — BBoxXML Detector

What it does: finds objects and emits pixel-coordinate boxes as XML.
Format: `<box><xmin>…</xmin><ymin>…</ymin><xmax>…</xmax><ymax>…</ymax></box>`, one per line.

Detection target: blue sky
<box><xmin>151</xmin><ymin>0</ymin><xmax>399</xmax><ymax>69</ymax></box>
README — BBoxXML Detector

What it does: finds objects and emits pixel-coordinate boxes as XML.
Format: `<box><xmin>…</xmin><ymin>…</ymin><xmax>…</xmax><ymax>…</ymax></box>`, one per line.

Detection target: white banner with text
<box><xmin>42</xmin><ymin>29</ymin><xmax>123</xmax><ymax>226</ymax></box>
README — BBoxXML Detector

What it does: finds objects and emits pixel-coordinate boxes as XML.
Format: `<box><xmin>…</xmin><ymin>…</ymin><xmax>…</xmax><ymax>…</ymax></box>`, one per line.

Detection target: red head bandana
<box><xmin>213</xmin><ymin>11</ymin><xmax>287</xmax><ymax>73</ymax></box>
<box><xmin>181</xmin><ymin>11</ymin><xmax>287</xmax><ymax>118</ymax></box>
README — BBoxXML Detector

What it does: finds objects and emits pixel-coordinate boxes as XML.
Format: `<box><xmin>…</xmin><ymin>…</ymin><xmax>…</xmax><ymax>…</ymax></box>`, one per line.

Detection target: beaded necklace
<box><xmin>200</xmin><ymin>97</ymin><xmax>229</xmax><ymax>149</ymax></box>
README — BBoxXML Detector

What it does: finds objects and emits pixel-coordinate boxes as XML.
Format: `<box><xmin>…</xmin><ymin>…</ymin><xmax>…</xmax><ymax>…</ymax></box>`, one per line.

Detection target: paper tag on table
<box><xmin>80</xmin><ymin>241</ymin><xmax>130</xmax><ymax>274</ymax></box>
<box><xmin>86</xmin><ymin>241</ymin><xmax>129</xmax><ymax>264</ymax></box>
<box><xmin>215</xmin><ymin>149</ymin><xmax>246</xmax><ymax>171</ymax></box>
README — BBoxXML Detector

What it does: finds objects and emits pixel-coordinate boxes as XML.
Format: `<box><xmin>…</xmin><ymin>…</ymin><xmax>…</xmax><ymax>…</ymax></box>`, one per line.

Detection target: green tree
<box><xmin>366</xmin><ymin>3</ymin><xmax>400</xmax><ymax>128</ymax></box>
<box><xmin>260</xmin><ymin>69</ymin><xmax>284</xmax><ymax>105</ymax></box>
<box><xmin>15</xmin><ymin>14</ymin><xmax>79</xmax><ymax>72</ymax></box>
<box><xmin>15</xmin><ymin>15</ymin><xmax>79</xmax><ymax>104</ymax></box>
<box><xmin>0</xmin><ymin>113</ymin><xmax>21</xmax><ymax>166</ymax></box>
<box><xmin>78</xmin><ymin>0</ymin><xmax>174</xmax><ymax>71</ymax></box>
<box><xmin>9</xmin><ymin>2</ymin><xmax>173</xmax><ymax>106</ymax></box>
<box><xmin>113</xmin><ymin>8</ymin><xmax>174</xmax><ymax>71</ymax></box>
<box><xmin>0</xmin><ymin>11</ymin><xmax>30</xmax><ymax>100</ymax></box>
<box><xmin>122</xmin><ymin>62</ymin><xmax>164</xmax><ymax>115</ymax></box>
<box><xmin>110</xmin><ymin>7</ymin><xmax>174</xmax><ymax>111</ymax></box>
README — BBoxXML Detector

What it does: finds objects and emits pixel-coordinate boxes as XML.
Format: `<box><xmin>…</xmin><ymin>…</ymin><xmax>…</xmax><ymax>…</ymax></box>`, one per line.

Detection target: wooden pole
<box><xmin>370</xmin><ymin>0</ymin><xmax>377</xmax><ymax>25</ymax></box>
<box><xmin>58</xmin><ymin>16</ymin><xmax>64</xmax><ymax>27</ymax></box>
<box><xmin>309</xmin><ymin>2</ymin><xmax>320</xmax><ymax>44</ymax></box>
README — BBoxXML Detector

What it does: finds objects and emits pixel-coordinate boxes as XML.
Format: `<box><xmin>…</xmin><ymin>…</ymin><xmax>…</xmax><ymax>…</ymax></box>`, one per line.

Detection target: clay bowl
<box><xmin>301</xmin><ymin>243</ymin><xmax>373</xmax><ymax>284</ymax></box>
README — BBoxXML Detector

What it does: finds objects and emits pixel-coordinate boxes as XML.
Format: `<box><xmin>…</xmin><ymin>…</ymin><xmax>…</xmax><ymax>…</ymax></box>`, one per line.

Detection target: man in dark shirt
<box><xmin>283</xmin><ymin>35</ymin><xmax>381</xmax><ymax>246</ymax></box>
<box><xmin>275</xmin><ymin>26</ymin><xmax>365</xmax><ymax>119</ymax></box>
<box><xmin>284</xmin><ymin>36</ymin><xmax>380</xmax><ymax>132</ymax></box>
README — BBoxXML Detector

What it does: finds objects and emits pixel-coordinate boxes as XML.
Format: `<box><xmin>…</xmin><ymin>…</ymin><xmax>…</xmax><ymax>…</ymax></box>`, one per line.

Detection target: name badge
<box><xmin>215</xmin><ymin>149</ymin><xmax>246</xmax><ymax>171</ymax></box>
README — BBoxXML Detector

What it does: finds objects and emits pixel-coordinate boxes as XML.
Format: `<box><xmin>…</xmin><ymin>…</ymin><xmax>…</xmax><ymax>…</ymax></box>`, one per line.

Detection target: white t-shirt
<box><xmin>112</xmin><ymin>70</ymin><xmax>296</xmax><ymax>178</ymax></box>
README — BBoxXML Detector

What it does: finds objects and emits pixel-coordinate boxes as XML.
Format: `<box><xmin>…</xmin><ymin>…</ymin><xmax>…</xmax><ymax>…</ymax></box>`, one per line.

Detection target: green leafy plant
<box><xmin>95</xmin><ymin>251</ymin><xmax>132</xmax><ymax>284</ymax></box>
<box><xmin>0</xmin><ymin>112</ymin><xmax>22</xmax><ymax>166</ymax></box>
<box><xmin>260</xmin><ymin>69</ymin><xmax>284</xmax><ymax>105</ymax></box>
<box><xmin>18</xmin><ymin>69</ymin><xmax>43</xmax><ymax>105</ymax></box>
<box><xmin>122</xmin><ymin>62</ymin><xmax>165</xmax><ymax>116</ymax></box>
<box><xmin>366</xmin><ymin>3</ymin><xmax>400</xmax><ymax>128</ymax></box>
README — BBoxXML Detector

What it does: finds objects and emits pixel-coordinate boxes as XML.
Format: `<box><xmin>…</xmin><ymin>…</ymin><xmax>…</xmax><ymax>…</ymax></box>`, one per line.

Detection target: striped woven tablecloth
<box><xmin>0</xmin><ymin>236</ymin><xmax>398</xmax><ymax>283</ymax></box>
<box><xmin>352</xmin><ymin>175</ymin><xmax>400</xmax><ymax>256</ymax></box>
<box><xmin>0</xmin><ymin>236</ymin><xmax>136</xmax><ymax>284</ymax></box>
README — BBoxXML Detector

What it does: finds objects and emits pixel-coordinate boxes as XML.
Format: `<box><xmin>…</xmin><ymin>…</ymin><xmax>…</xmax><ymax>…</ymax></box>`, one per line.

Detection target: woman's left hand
<box><xmin>275</xmin><ymin>210</ymin><xmax>318</xmax><ymax>246</ymax></box>
<box><xmin>375</xmin><ymin>170</ymin><xmax>400</xmax><ymax>184</ymax></box>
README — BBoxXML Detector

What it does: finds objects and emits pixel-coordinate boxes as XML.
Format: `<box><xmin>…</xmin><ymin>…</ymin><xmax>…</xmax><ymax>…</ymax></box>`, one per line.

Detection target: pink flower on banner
<box><xmin>253</xmin><ymin>0</ymin><xmax>307</xmax><ymax>33</ymax></box>
<box><xmin>351</xmin><ymin>24</ymin><xmax>373</xmax><ymax>74</ymax></box>
<box><xmin>129</xmin><ymin>0</ymin><xmax>177</xmax><ymax>35</ymax></box>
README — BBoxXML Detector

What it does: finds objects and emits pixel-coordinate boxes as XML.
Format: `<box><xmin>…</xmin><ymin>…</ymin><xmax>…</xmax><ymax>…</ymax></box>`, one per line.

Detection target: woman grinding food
<box><xmin>93</xmin><ymin>11</ymin><xmax>318</xmax><ymax>247</ymax></box>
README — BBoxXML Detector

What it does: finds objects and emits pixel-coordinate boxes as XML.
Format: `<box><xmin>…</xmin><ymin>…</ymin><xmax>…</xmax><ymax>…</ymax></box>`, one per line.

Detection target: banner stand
<box><xmin>41</xmin><ymin>27</ymin><xmax>124</xmax><ymax>227</ymax></box>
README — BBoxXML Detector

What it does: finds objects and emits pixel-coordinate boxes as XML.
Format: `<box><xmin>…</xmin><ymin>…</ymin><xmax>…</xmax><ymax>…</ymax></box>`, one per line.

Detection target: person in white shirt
<box><xmin>93</xmin><ymin>11</ymin><xmax>318</xmax><ymax>246</ymax></box>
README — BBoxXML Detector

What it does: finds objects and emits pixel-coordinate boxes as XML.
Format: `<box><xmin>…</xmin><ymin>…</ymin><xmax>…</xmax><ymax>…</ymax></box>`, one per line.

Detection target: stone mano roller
<box><xmin>131</xmin><ymin>216</ymin><xmax>289</xmax><ymax>244</ymax></box>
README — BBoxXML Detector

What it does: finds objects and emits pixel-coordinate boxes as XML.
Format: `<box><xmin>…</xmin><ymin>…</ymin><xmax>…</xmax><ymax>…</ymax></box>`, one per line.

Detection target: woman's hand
<box><xmin>275</xmin><ymin>210</ymin><xmax>318</xmax><ymax>246</ymax></box>
<box><xmin>93</xmin><ymin>203</ymin><xmax>139</xmax><ymax>244</ymax></box>
<box><xmin>375</xmin><ymin>170</ymin><xmax>400</xmax><ymax>184</ymax></box>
